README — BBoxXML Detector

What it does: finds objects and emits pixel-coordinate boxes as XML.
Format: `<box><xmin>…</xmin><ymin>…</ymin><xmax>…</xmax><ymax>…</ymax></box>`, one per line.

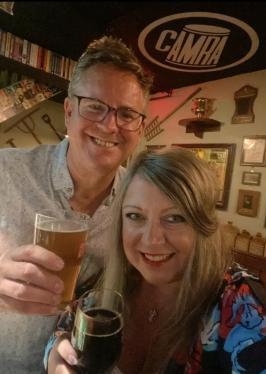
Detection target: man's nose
<box><xmin>100</xmin><ymin>109</ymin><xmax>119</xmax><ymax>132</ymax></box>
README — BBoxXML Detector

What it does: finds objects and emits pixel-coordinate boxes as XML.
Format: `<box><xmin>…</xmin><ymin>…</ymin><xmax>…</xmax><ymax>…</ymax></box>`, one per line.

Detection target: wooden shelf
<box><xmin>178</xmin><ymin>117</ymin><xmax>221</xmax><ymax>138</ymax></box>
<box><xmin>0</xmin><ymin>54</ymin><xmax>69</xmax><ymax>91</ymax></box>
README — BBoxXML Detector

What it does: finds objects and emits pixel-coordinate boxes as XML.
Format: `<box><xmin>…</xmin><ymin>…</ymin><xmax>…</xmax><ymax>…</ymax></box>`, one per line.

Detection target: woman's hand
<box><xmin>48</xmin><ymin>334</ymin><xmax>78</xmax><ymax>374</ymax></box>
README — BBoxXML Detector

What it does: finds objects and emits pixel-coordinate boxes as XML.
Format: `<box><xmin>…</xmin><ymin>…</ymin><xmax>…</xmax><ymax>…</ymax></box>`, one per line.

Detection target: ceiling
<box><xmin>0</xmin><ymin>1</ymin><xmax>265</xmax><ymax>94</ymax></box>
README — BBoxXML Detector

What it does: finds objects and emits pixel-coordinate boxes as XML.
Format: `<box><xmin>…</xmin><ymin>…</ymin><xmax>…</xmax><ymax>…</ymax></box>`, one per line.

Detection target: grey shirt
<box><xmin>0</xmin><ymin>139</ymin><xmax>125</xmax><ymax>373</ymax></box>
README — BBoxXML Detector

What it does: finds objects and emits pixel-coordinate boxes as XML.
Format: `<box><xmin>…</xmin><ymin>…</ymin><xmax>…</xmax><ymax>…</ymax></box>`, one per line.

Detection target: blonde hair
<box><xmin>68</xmin><ymin>35</ymin><xmax>153</xmax><ymax>100</ymax></box>
<box><xmin>103</xmin><ymin>147</ymin><xmax>231</xmax><ymax>372</ymax></box>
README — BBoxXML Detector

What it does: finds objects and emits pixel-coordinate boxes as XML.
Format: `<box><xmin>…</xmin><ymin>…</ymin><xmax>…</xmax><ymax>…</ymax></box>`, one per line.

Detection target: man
<box><xmin>0</xmin><ymin>35</ymin><xmax>153</xmax><ymax>373</ymax></box>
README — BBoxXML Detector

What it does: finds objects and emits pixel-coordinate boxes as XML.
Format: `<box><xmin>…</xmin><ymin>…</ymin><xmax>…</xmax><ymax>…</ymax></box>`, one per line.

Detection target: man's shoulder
<box><xmin>0</xmin><ymin>143</ymin><xmax>52</xmax><ymax>157</ymax></box>
<box><xmin>0</xmin><ymin>142</ymin><xmax>59</xmax><ymax>167</ymax></box>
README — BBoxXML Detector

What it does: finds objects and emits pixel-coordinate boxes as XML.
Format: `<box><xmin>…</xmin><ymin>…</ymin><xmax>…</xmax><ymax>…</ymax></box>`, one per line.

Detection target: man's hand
<box><xmin>0</xmin><ymin>244</ymin><xmax>65</xmax><ymax>315</ymax></box>
<box><xmin>48</xmin><ymin>334</ymin><xmax>77</xmax><ymax>374</ymax></box>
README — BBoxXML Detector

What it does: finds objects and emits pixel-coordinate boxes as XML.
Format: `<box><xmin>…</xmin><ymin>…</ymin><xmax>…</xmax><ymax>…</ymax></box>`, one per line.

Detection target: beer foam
<box><xmin>36</xmin><ymin>219</ymin><xmax>88</xmax><ymax>233</ymax></box>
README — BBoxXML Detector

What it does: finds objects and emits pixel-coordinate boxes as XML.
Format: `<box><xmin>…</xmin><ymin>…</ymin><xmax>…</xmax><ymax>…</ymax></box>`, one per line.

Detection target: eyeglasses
<box><xmin>73</xmin><ymin>95</ymin><xmax>146</xmax><ymax>131</ymax></box>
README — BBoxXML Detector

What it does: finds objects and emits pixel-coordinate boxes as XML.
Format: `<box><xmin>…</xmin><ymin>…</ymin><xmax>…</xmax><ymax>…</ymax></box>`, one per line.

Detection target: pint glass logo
<box><xmin>138</xmin><ymin>12</ymin><xmax>259</xmax><ymax>72</ymax></box>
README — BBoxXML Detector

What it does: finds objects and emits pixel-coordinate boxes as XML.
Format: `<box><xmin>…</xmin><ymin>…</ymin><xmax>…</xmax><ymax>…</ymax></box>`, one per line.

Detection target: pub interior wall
<box><xmin>1</xmin><ymin>70</ymin><xmax>265</xmax><ymax>237</ymax></box>
<box><xmin>0</xmin><ymin>100</ymin><xmax>65</xmax><ymax>148</ymax></box>
<box><xmin>141</xmin><ymin>69</ymin><xmax>266</xmax><ymax>237</ymax></box>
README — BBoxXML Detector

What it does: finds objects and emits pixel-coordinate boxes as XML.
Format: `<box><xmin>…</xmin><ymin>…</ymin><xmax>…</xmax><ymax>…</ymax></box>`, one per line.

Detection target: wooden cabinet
<box><xmin>233</xmin><ymin>249</ymin><xmax>266</xmax><ymax>287</ymax></box>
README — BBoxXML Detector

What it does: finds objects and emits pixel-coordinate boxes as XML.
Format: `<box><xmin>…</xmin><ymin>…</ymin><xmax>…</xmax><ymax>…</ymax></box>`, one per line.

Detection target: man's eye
<box><xmin>119</xmin><ymin>109</ymin><xmax>137</xmax><ymax>122</ymax></box>
<box><xmin>125</xmin><ymin>212</ymin><xmax>143</xmax><ymax>221</ymax></box>
<box><xmin>87</xmin><ymin>103</ymin><xmax>105</xmax><ymax>112</ymax></box>
<box><xmin>164</xmin><ymin>215</ymin><xmax>185</xmax><ymax>224</ymax></box>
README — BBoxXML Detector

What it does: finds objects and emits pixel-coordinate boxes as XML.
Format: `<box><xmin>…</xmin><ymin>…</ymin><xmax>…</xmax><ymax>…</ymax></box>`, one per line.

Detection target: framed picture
<box><xmin>231</xmin><ymin>85</ymin><xmax>257</xmax><ymax>124</ymax></box>
<box><xmin>237</xmin><ymin>189</ymin><xmax>260</xmax><ymax>217</ymax></box>
<box><xmin>172</xmin><ymin>143</ymin><xmax>236</xmax><ymax>210</ymax></box>
<box><xmin>240</xmin><ymin>136</ymin><xmax>266</xmax><ymax>166</ymax></box>
<box><xmin>242</xmin><ymin>171</ymin><xmax>261</xmax><ymax>186</ymax></box>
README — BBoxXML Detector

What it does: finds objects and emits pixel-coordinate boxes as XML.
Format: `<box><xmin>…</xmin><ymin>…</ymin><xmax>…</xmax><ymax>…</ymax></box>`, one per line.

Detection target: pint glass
<box><xmin>34</xmin><ymin>210</ymin><xmax>89</xmax><ymax>307</ymax></box>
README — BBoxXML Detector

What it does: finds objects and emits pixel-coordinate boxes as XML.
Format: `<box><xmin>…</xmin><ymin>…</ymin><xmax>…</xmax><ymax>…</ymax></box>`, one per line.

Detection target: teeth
<box><xmin>93</xmin><ymin>137</ymin><xmax>116</xmax><ymax>148</ymax></box>
<box><xmin>144</xmin><ymin>253</ymin><xmax>171</xmax><ymax>262</ymax></box>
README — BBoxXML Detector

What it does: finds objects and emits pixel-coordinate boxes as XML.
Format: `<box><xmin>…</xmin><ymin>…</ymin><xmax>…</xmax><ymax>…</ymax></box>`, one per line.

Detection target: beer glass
<box><xmin>34</xmin><ymin>210</ymin><xmax>89</xmax><ymax>307</ymax></box>
<box><xmin>71</xmin><ymin>288</ymin><xmax>124</xmax><ymax>374</ymax></box>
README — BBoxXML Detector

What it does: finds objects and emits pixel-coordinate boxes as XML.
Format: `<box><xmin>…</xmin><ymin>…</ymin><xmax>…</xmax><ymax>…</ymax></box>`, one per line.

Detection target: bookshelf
<box><xmin>0</xmin><ymin>29</ymin><xmax>76</xmax><ymax>93</ymax></box>
<box><xmin>0</xmin><ymin>54</ymin><xmax>68</xmax><ymax>91</ymax></box>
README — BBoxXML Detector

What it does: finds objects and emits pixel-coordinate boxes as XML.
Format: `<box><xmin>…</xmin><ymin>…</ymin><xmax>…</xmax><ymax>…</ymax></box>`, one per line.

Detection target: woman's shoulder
<box><xmin>197</xmin><ymin>263</ymin><xmax>266</xmax><ymax>373</ymax></box>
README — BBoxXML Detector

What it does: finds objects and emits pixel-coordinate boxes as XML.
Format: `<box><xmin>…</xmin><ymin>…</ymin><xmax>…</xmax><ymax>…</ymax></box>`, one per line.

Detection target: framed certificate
<box><xmin>241</xmin><ymin>136</ymin><xmax>266</xmax><ymax>166</ymax></box>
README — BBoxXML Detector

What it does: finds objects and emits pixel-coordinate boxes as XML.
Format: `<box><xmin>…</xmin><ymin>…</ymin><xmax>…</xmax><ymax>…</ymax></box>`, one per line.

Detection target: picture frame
<box><xmin>172</xmin><ymin>143</ymin><xmax>236</xmax><ymax>210</ymax></box>
<box><xmin>242</xmin><ymin>171</ymin><xmax>261</xmax><ymax>186</ymax></box>
<box><xmin>237</xmin><ymin>189</ymin><xmax>260</xmax><ymax>217</ymax></box>
<box><xmin>231</xmin><ymin>85</ymin><xmax>258</xmax><ymax>124</ymax></box>
<box><xmin>240</xmin><ymin>135</ymin><xmax>266</xmax><ymax>166</ymax></box>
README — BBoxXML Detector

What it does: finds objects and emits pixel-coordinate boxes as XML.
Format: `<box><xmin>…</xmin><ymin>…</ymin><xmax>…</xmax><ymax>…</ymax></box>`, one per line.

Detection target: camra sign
<box><xmin>138</xmin><ymin>12</ymin><xmax>259</xmax><ymax>72</ymax></box>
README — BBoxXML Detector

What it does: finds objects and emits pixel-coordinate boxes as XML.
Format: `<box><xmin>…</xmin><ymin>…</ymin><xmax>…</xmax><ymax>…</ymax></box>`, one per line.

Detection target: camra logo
<box><xmin>138</xmin><ymin>12</ymin><xmax>259</xmax><ymax>72</ymax></box>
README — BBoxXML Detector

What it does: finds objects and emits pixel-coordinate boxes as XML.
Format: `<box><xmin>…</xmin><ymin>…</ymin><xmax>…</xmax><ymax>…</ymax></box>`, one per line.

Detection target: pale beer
<box><xmin>34</xmin><ymin>219</ymin><xmax>88</xmax><ymax>307</ymax></box>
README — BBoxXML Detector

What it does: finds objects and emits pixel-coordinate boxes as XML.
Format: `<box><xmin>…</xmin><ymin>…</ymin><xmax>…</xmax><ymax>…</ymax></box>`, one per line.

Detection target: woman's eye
<box><xmin>125</xmin><ymin>212</ymin><xmax>143</xmax><ymax>221</ymax></box>
<box><xmin>164</xmin><ymin>214</ymin><xmax>185</xmax><ymax>224</ymax></box>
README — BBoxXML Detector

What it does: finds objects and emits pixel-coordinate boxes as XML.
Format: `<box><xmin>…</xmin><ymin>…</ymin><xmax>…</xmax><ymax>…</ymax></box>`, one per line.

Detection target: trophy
<box><xmin>191</xmin><ymin>98</ymin><xmax>214</xmax><ymax>119</ymax></box>
<box><xmin>179</xmin><ymin>97</ymin><xmax>220</xmax><ymax>138</ymax></box>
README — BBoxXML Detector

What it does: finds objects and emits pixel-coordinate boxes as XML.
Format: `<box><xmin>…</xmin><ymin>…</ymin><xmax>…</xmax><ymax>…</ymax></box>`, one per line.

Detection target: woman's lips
<box><xmin>141</xmin><ymin>252</ymin><xmax>174</xmax><ymax>265</ymax></box>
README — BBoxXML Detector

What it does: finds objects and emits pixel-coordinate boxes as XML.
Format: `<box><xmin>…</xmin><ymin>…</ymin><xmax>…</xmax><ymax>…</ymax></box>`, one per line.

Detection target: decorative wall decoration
<box><xmin>0</xmin><ymin>78</ymin><xmax>61</xmax><ymax>123</ymax></box>
<box><xmin>240</xmin><ymin>135</ymin><xmax>266</xmax><ymax>166</ymax></box>
<box><xmin>172</xmin><ymin>143</ymin><xmax>236</xmax><ymax>210</ymax></box>
<box><xmin>3</xmin><ymin>107</ymin><xmax>42</xmax><ymax>145</ymax></box>
<box><xmin>41</xmin><ymin>114</ymin><xmax>65</xmax><ymax>140</ymax></box>
<box><xmin>0</xmin><ymin>2</ymin><xmax>14</xmax><ymax>15</ymax></box>
<box><xmin>242</xmin><ymin>171</ymin><xmax>261</xmax><ymax>186</ymax></box>
<box><xmin>237</xmin><ymin>189</ymin><xmax>260</xmax><ymax>217</ymax></box>
<box><xmin>178</xmin><ymin>97</ymin><xmax>221</xmax><ymax>138</ymax></box>
<box><xmin>231</xmin><ymin>85</ymin><xmax>258</xmax><ymax>124</ymax></box>
<box><xmin>145</xmin><ymin>86</ymin><xmax>201</xmax><ymax>141</ymax></box>
<box><xmin>191</xmin><ymin>97</ymin><xmax>215</xmax><ymax>118</ymax></box>
<box><xmin>144</xmin><ymin>116</ymin><xmax>164</xmax><ymax>141</ymax></box>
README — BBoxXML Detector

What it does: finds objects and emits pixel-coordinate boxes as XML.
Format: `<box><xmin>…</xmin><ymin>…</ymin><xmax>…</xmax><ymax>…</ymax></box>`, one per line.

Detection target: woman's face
<box><xmin>122</xmin><ymin>175</ymin><xmax>196</xmax><ymax>287</ymax></box>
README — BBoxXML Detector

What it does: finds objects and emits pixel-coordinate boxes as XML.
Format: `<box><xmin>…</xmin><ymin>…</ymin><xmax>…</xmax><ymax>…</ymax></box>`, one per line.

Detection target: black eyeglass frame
<box><xmin>72</xmin><ymin>95</ymin><xmax>146</xmax><ymax>131</ymax></box>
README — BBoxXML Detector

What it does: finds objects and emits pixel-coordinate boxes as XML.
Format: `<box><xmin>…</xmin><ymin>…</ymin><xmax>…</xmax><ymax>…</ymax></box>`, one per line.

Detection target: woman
<box><xmin>46</xmin><ymin>148</ymin><xmax>266</xmax><ymax>373</ymax></box>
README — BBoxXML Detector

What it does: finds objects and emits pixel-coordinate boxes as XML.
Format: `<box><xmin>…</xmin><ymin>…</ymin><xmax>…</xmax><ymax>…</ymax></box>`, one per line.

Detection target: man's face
<box><xmin>64</xmin><ymin>64</ymin><xmax>147</xmax><ymax>174</ymax></box>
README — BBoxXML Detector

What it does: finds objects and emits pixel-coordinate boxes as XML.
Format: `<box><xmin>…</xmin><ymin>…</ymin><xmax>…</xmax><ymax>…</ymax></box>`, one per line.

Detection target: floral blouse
<box><xmin>166</xmin><ymin>264</ymin><xmax>266</xmax><ymax>373</ymax></box>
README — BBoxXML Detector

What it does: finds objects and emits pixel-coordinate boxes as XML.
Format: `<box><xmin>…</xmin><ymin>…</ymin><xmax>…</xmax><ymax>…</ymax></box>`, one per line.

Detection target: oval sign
<box><xmin>138</xmin><ymin>12</ymin><xmax>259</xmax><ymax>72</ymax></box>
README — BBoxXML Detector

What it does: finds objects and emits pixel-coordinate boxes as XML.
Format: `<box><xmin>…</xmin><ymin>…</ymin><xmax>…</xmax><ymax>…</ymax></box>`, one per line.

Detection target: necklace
<box><xmin>148</xmin><ymin>308</ymin><xmax>159</xmax><ymax>323</ymax></box>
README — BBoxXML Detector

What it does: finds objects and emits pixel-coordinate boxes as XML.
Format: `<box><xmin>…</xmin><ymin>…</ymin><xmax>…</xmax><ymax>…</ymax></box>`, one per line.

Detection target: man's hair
<box><xmin>68</xmin><ymin>35</ymin><xmax>153</xmax><ymax>99</ymax></box>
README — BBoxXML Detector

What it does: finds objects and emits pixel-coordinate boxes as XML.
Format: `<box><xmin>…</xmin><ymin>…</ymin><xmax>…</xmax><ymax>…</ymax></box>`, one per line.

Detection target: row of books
<box><xmin>0</xmin><ymin>30</ymin><xmax>76</xmax><ymax>81</ymax></box>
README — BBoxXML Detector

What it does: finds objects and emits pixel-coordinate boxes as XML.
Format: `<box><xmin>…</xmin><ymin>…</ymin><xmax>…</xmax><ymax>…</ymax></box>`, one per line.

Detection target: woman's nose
<box><xmin>142</xmin><ymin>221</ymin><xmax>165</xmax><ymax>245</ymax></box>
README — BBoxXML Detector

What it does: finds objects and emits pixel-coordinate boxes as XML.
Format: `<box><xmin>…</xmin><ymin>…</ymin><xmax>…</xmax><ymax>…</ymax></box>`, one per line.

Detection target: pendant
<box><xmin>148</xmin><ymin>308</ymin><xmax>158</xmax><ymax>323</ymax></box>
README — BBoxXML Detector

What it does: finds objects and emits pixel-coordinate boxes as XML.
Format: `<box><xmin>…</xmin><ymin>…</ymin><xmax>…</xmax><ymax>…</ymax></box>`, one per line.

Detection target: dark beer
<box><xmin>34</xmin><ymin>219</ymin><xmax>88</xmax><ymax>306</ymax></box>
<box><xmin>72</xmin><ymin>308</ymin><xmax>123</xmax><ymax>374</ymax></box>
